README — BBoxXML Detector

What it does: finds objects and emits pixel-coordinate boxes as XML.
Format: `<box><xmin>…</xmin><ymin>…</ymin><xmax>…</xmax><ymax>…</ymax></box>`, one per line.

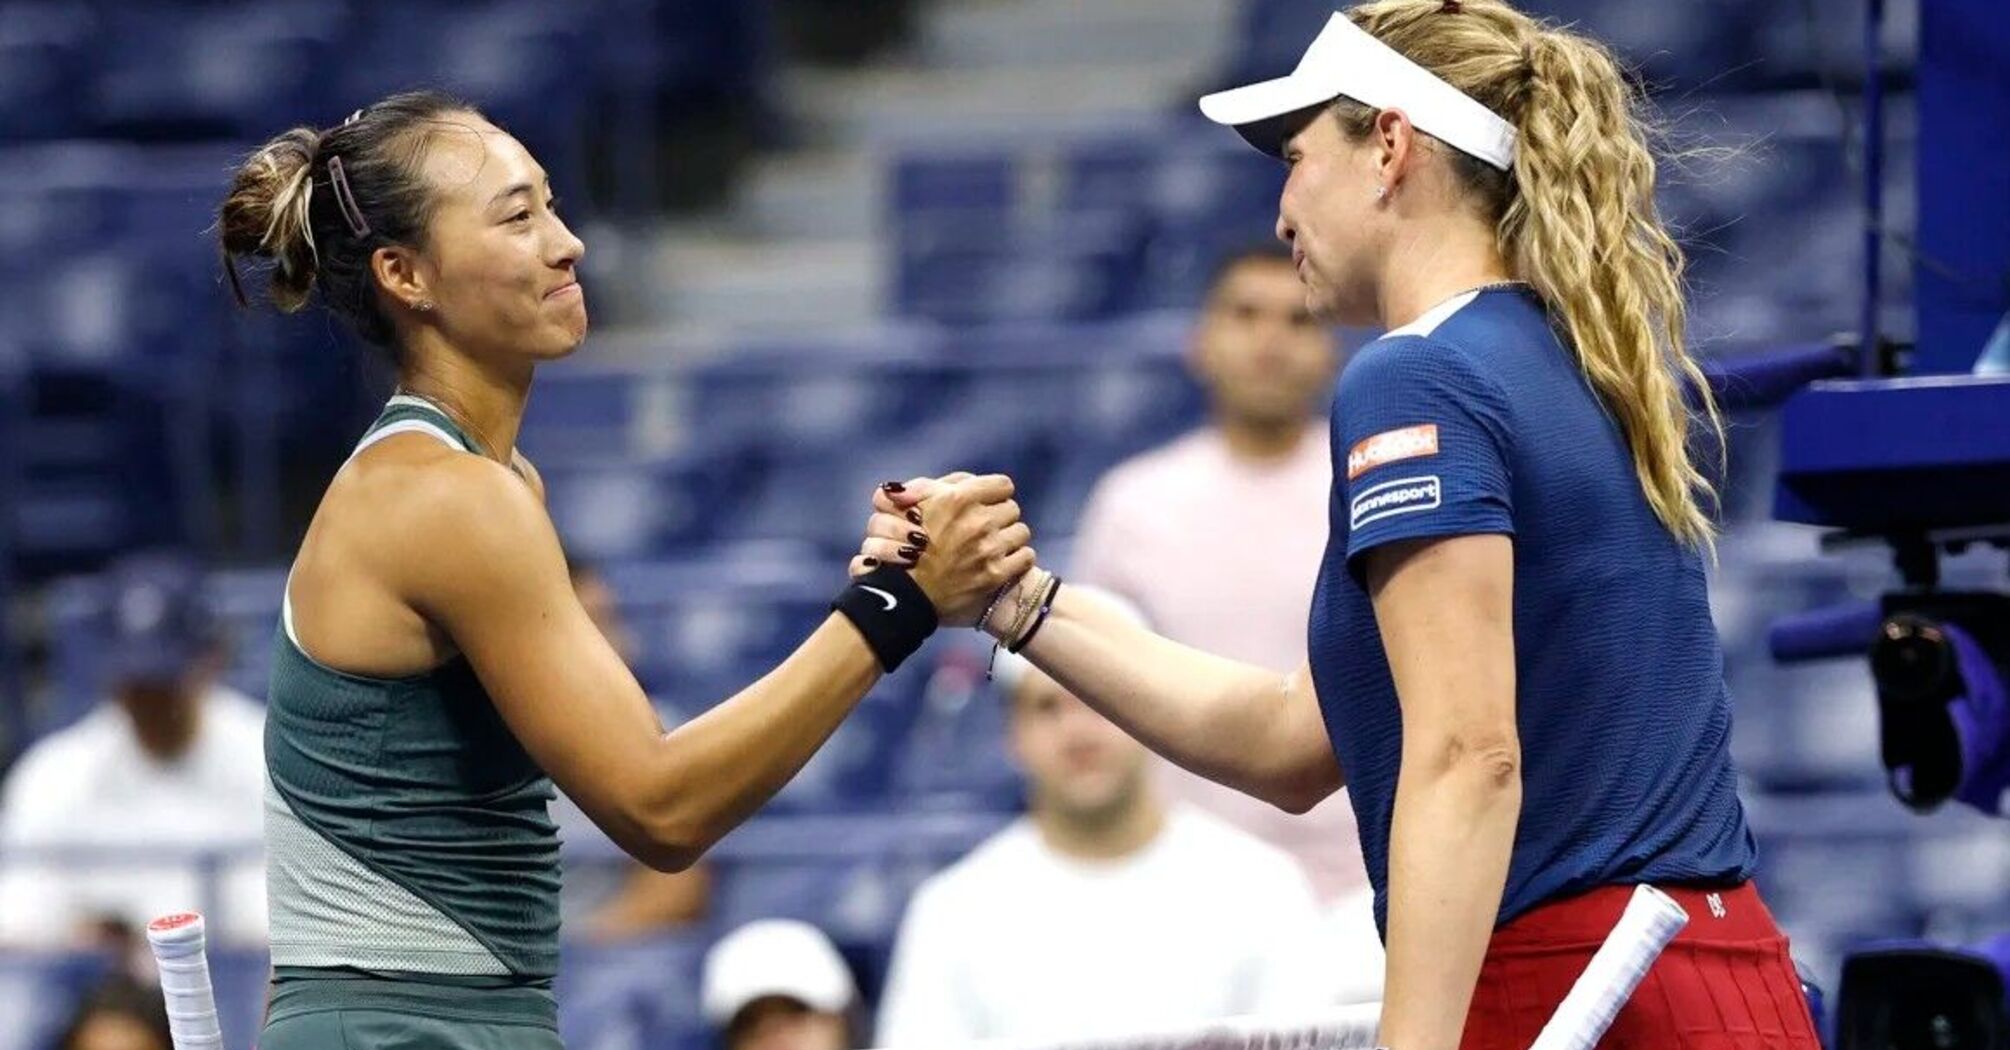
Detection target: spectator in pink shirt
<box><xmin>1071</xmin><ymin>245</ymin><xmax>1381</xmax><ymax>999</ymax></box>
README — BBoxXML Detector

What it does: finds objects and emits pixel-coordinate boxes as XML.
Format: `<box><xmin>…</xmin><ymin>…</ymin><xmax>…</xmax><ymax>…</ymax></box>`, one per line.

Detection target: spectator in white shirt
<box><xmin>875</xmin><ymin>589</ymin><xmax>1329</xmax><ymax>1047</ymax></box>
<box><xmin>0</xmin><ymin>553</ymin><xmax>267</xmax><ymax>947</ymax></box>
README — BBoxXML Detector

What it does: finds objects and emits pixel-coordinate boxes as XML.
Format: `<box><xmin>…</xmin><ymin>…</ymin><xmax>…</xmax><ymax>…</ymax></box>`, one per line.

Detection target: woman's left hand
<box><xmin>848</xmin><ymin>473</ymin><xmax>972</xmax><ymax>577</ymax></box>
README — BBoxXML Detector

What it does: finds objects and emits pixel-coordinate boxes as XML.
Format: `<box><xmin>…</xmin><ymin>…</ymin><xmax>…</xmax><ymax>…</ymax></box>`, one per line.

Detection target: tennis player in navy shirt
<box><xmin>1322</xmin><ymin>284</ymin><xmax>1761</xmax><ymax>932</ymax></box>
<box><xmin>862</xmin><ymin>2</ymin><xmax>1821</xmax><ymax>1047</ymax></box>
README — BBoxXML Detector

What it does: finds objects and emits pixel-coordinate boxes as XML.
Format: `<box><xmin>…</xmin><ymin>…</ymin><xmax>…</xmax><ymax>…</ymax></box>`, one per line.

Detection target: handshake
<box><xmin>846</xmin><ymin>472</ymin><xmax>1043</xmax><ymax>633</ymax></box>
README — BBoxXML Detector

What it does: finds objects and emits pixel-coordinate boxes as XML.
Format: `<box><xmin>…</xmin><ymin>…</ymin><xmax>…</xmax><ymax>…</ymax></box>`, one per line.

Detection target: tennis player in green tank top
<box><xmin>218</xmin><ymin>91</ymin><xmax>1033</xmax><ymax>1049</ymax></box>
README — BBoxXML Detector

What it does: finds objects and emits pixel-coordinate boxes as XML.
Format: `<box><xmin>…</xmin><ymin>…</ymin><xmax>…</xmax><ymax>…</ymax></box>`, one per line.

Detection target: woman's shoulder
<box><xmin>1338</xmin><ymin>333</ymin><xmax>1506</xmax><ymax>409</ymax></box>
<box><xmin>1349</xmin><ymin>287</ymin><xmax>1551</xmax><ymax>381</ymax></box>
<box><xmin>313</xmin><ymin>437</ymin><xmax>554</xmax><ymax>592</ymax></box>
<box><xmin>335</xmin><ymin>435</ymin><xmax>537</xmax><ymax>520</ymax></box>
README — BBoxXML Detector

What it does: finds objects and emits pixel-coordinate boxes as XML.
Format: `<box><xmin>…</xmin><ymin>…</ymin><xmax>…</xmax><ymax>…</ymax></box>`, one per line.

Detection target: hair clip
<box><xmin>326</xmin><ymin>156</ymin><xmax>371</xmax><ymax>238</ymax></box>
<box><xmin>343</xmin><ymin>107</ymin><xmax>367</xmax><ymax>126</ymax></box>
<box><xmin>1441</xmin><ymin>0</ymin><xmax>1464</xmax><ymax>11</ymax></box>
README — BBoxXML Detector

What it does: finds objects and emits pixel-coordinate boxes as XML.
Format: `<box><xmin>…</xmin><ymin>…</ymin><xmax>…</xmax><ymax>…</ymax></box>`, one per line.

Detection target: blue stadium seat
<box><xmin>1057</xmin><ymin>132</ymin><xmax>1281</xmax><ymax>227</ymax></box>
<box><xmin>521</xmin><ymin>369</ymin><xmax>654</xmax><ymax>464</ymax></box>
<box><xmin>207</xmin><ymin>568</ymin><xmax>287</xmax><ymax>701</ymax></box>
<box><xmin>90</xmin><ymin>3</ymin><xmax>348</xmax><ymax>140</ymax></box>
<box><xmin>647</xmin><ymin>0</ymin><xmax>777</xmax><ymax>94</ymax></box>
<box><xmin>607</xmin><ymin>559</ymin><xmax>835</xmax><ymax>678</ymax></box>
<box><xmin>682</xmin><ymin>355</ymin><xmax>972</xmax><ymax>461</ymax></box>
<box><xmin>343</xmin><ymin>1</ymin><xmax>595</xmax><ymax>195</ymax></box>
<box><xmin>544</xmin><ymin>458</ymin><xmax>737</xmax><ymax>561</ymax></box>
<box><xmin>894</xmin><ymin>211</ymin><xmax>1148</xmax><ymax>325</ymax></box>
<box><xmin>0</xmin><ymin>142</ymin><xmax>242</xmax><ymax>575</ymax></box>
<box><xmin>1221</xmin><ymin>0</ymin><xmax>1338</xmax><ymax>87</ymax></box>
<box><xmin>890</xmin><ymin>151</ymin><xmax>1017</xmax><ymax>220</ymax></box>
<box><xmin>710</xmin><ymin>857</ymin><xmax>910</xmax><ymax>950</ymax></box>
<box><xmin>39</xmin><ymin>575</ymin><xmax>117</xmax><ymax>732</ymax></box>
<box><xmin>558</xmin><ymin>934</ymin><xmax>710</xmax><ymax>1050</ymax></box>
<box><xmin>0</xmin><ymin>3</ymin><xmax>95</xmax><ymax>141</ymax></box>
<box><xmin>890</xmin><ymin>642</ymin><xmax>1022</xmax><ymax>811</ymax></box>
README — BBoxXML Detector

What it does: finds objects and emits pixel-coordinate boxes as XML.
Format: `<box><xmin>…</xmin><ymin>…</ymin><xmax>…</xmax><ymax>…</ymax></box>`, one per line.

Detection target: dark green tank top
<box><xmin>264</xmin><ymin>396</ymin><xmax>561</xmax><ymax>987</ymax></box>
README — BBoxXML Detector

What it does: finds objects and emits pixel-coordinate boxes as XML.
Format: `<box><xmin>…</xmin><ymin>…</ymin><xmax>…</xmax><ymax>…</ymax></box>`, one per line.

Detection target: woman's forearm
<box><xmin>636</xmin><ymin>616</ymin><xmax>881</xmax><ymax>868</ymax></box>
<box><xmin>1377</xmin><ymin>736</ymin><xmax>1522</xmax><ymax>1050</ymax></box>
<box><xmin>995</xmin><ymin>583</ymin><xmax>1336</xmax><ymax>809</ymax></box>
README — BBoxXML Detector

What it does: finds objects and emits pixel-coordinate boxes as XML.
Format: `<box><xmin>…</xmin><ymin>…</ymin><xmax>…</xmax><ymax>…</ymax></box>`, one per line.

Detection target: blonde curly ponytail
<box><xmin>1334</xmin><ymin>0</ymin><xmax>1724</xmax><ymax>550</ymax></box>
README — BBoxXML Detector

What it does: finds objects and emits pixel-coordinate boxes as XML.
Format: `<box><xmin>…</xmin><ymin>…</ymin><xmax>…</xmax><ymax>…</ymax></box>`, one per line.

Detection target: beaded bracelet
<box><xmin>985</xmin><ymin>568</ymin><xmax>1052</xmax><ymax>679</ymax></box>
<box><xmin>974</xmin><ymin>579</ymin><xmax>1018</xmax><ymax>635</ymax></box>
<box><xmin>1008</xmin><ymin>576</ymin><xmax>1062</xmax><ymax>655</ymax></box>
<box><xmin>997</xmin><ymin>568</ymin><xmax>1049</xmax><ymax>644</ymax></box>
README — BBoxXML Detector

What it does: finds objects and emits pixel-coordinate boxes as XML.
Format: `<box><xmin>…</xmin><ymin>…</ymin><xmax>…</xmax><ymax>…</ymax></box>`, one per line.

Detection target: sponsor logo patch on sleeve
<box><xmin>1346</xmin><ymin>424</ymin><xmax>1439</xmax><ymax>480</ymax></box>
<box><xmin>1350</xmin><ymin>475</ymin><xmax>1442</xmax><ymax>530</ymax></box>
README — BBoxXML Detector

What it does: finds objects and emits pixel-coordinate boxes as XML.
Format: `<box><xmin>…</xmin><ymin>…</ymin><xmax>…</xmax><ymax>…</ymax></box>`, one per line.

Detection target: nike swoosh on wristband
<box><xmin>861</xmin><ymin>586</ymin><xmax>898</xmax><ymax>611</ymax></box>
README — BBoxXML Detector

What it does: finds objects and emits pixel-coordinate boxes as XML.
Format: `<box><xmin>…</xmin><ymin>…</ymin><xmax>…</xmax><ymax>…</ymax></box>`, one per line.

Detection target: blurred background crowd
<box><xmin>0</xmin><ymin>0</ymin><xmax>1997</xmax><ymax>1048</ymax></box>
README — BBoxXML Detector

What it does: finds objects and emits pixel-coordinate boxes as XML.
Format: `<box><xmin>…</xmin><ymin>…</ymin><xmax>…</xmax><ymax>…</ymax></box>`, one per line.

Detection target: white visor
<box><xmin>1198</xmin><ymin>13</ymin><xmax>1517</xmax><ymax>171</ymax></box>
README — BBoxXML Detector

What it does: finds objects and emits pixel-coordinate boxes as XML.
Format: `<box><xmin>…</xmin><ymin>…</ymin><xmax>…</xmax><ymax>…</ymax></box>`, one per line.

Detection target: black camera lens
<box><xmin>1872</xmin><ymin>614</ymin><xmax>1964</xmax><ymax>809</ymax></box>
<box><xmin>1871</xmin><ymin>614</ymin><xmax>1957</xmax><ymax>704</ymax></box>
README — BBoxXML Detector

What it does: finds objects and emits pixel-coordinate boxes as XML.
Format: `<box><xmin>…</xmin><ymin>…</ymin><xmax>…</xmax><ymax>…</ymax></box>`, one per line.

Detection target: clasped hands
<box><xmin>849</xmin><ymin>473</ymin><xmax>1042</xmax><ymax>632</ymax></box>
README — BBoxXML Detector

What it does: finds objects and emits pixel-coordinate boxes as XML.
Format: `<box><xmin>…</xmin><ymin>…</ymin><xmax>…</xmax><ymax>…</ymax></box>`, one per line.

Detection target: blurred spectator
<box><xmin>0</xmin><ymin>553</ymin><xmax>265</xmax><ymax>947</ymax></box>
<box><xmin>53</xmin><ymin>976</ymin><xmax>171</xmax><ymax>1050</ymax></box>
<box><xmin>702</xmin><ymin>919</ymin><xmax>859</xmax><ymax>1050</ymax></box>
<box><xmin>874</xmin><ymin>589</ymin><xmax>1331</xmax><ymax>1046</ymax></box>
<box><xmin>1070</xmin><ymin>244</ymin><xmax>1369</xmax><ymax>911</ymax></box>
<box><xmin>558</xmin><ymin>560</ymin><xmax>711</xmax><ymax>941</ymax></box>
<box><xmin>1977</xmin><ymin>308</ymin><xmax>2010</xmax><ymax>375</ymax></box>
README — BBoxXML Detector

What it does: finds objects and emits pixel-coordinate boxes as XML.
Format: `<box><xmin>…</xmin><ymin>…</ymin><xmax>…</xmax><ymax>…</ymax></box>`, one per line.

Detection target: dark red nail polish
<box><xmin>881</xmin><ymin>481</ymin><xmax>906</xmax><ymax>494</ymax></box>
<box><xmin>906</xmin><ymin>509</ymin><xmax>924</xmax><ymax>526</ymax></box>
<box><xmin>898</xmin><ymin>545</ymin><xmax>921</xmax><ymax>560</ymax></box>
<box><xmin>861</xmin><ymin>557</ymin><xmax>880</xmax><ymax>568</ymax></box>
<box><xmin>908</xmin><ymin>531</ymin><xmax>929</xmax><ymax>548</ymax></box>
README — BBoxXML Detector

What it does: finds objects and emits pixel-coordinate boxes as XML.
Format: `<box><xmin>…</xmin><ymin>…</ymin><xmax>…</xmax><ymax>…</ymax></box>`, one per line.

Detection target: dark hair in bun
<box><xmin>217</xmin><ymin>90</ymin><xmax>480</xmax><ymax>350</ymax></box>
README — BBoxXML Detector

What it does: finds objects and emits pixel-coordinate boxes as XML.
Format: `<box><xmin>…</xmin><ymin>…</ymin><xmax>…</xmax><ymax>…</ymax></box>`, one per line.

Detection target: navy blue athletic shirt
<box><xmin>1306</xmin><ymin>284</ymin><xmax>1757</xmax><ymax>935</ymax></box>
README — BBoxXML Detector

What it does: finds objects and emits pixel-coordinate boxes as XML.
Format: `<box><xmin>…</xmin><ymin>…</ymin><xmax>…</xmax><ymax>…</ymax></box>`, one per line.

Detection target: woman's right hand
<box><xmin>853</xmin><ymin>474</ymin><xmax>1034</xmax><ymax>627</ymax></box>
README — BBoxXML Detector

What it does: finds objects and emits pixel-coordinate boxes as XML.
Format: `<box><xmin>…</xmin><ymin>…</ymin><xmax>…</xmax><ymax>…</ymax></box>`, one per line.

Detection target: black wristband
<box><xmin>832</xmin><ymin>566</ymin><xmax>938</xmax><ymax>673</ymax></box>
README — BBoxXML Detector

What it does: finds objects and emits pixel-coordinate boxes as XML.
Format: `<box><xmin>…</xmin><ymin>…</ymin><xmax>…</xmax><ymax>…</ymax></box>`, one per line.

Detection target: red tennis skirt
<box><xmin>1460</xmin><ymin>883</ymin><xmax>1821</xmax><ymax>1050</ymax></box>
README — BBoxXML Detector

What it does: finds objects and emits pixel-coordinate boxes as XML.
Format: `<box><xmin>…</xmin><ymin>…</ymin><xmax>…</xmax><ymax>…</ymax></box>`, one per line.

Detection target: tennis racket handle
<box><xmin>1527</xmin><ymin>885</ymin><xmax>1690</xmax><ymax>1050</ymax></box>
<box><xmin>147</xmin><ymin>913</ymin><xmax>225</xmax><ymax>1050</ymax></box>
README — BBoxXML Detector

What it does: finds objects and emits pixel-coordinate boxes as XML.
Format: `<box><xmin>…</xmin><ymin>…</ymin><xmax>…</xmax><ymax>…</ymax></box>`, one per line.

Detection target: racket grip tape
<box><xmin>146</xmin><ymin>913</ymin><xmax>225</xmax><ymax>1050</ymax></box>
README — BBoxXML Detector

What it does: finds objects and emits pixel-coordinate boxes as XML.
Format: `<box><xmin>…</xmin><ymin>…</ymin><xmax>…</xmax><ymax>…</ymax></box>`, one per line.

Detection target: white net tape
<box><xmin>876</xmin><ymin>886</ymin><xmax>1690</xmax><ymax>1050</ymax></box>
<box><xmin>934</xmin><ymin>1007</ymin><xmax>1383</xmax><ymax>1050</ymax></box>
